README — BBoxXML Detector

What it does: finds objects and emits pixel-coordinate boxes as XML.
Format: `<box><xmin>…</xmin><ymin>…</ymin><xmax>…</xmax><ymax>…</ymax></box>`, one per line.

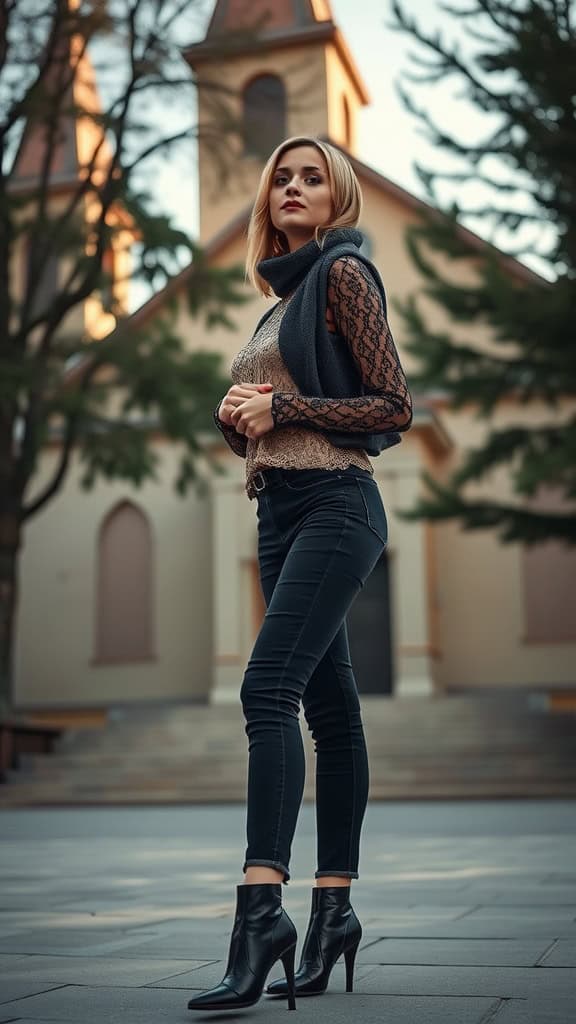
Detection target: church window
<box><xmin>94</xmin><ymin>501</ymin><xmax>155</xmax><ymax>663</ymax></box>
<box><xmin>243</xmin><ymin>74</ymin><xmax>286</xmax><ymax>158</ymax></box>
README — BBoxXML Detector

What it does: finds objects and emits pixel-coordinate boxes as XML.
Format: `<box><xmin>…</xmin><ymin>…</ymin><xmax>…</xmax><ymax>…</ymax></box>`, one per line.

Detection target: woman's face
<box><xmin>269</xmin><ymin>145</ymin><xmax>333</xmax><ymax>252</ymax></box>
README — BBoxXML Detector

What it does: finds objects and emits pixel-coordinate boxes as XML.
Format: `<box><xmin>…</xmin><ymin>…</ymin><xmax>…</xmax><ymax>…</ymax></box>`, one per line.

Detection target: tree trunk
<box><xmin>0</xmin><ymin>511</ymin><xmax>22</xmax><ymax>716</ymax></box>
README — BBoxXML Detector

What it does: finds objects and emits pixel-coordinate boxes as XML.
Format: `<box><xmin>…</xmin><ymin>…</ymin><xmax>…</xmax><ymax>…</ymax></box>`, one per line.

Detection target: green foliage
<box><xmin>1</xmin><ymin>0</ymin><xmax>249</xmax><ymax>527</ymax></box>
<box><xmin>390</xmin><ymin>0</ymin><xmax>576</xmax><ymax>543</ymax></box>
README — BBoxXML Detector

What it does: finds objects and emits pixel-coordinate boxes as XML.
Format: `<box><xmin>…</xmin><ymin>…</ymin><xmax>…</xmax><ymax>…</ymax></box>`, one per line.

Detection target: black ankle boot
<box><xmin>187</xmin><ymin>882</ymin><xmax>298</xmax><ymax>1011</ymax></box>
<box><xmin>266</xmin><ymin>885</ymin><xmax>362</xmax><ymax>998</ymax></box>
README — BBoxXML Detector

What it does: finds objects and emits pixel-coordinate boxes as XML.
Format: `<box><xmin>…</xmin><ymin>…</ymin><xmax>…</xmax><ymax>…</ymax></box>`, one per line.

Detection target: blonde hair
<box><xmin>245</xmin><ymin>136</ymin><xmax>363</xmax><ymax>297</ymax></box>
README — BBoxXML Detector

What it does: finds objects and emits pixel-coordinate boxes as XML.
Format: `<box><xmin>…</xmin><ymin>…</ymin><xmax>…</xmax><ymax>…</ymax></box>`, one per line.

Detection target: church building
<box><xmin>13</xmin><ymin>0</ymin><xmax>576</xmax><ymax>717</ymax></box>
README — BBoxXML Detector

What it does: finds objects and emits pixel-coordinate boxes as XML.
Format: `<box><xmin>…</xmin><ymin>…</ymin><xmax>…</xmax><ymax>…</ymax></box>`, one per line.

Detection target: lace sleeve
<box><xmin>213</xmin><ymin>402</ymin><xmax>248</xmax><ymax>458</ymax></box>
<box><xmin>271</xmin><ymin>256</ymin><xmax>413</xmax><ymax>433</ymax></box>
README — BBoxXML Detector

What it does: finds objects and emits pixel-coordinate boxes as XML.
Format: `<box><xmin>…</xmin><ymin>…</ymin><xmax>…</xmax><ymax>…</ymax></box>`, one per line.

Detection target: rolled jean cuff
<box><xmin>315</xmin><ymin>870</ymin><xmax>359</xmax><ymax>880</ymax></box>
<box><xmin>243</xmin><ymin>859</ymin><xmax>290</xmax><ymax>884</ymax></box>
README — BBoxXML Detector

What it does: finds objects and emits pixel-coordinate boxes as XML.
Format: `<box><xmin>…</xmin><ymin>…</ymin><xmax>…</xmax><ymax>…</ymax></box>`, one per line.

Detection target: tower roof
<box><xmin>185</xmin><ymin>0</ymin><xmax>369</xmax><ymax>105</ymax></box>
<box><xmin>205</xmin><ymin>0</ymin><xmax>333</xmax><ymax>38</ymax></box>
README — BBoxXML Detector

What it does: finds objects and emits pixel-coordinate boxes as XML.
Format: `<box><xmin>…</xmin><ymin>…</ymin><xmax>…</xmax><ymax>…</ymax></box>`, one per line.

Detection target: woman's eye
<box><xmin>273</xmin><ymin>175</ymin><xmax>322</xmax><ymax>186</ymax></box>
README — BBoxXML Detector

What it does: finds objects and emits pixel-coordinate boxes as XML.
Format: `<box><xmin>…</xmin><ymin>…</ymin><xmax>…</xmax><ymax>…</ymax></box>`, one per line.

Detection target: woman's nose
<box><xmin>286</xmin><ymin>181</ymin><xmax>301</xmax><ymax>195</ymax></box>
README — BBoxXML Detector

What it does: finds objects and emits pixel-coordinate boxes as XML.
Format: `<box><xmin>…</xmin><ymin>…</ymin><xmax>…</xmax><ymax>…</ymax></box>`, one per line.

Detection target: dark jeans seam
<box><xmin>272</xmin><ymin>669</ymin><xmax>286</xmax><ymax>871</ymax></box>
<box><xmin>270</xmin><ymin>491</ymin><xmax>350</xmax><ymax>868</ymax></box>
<box><xmin>353</xmin><ymin>477</ymin><xmax>387</xmax><ymax>547</ymax></box>
<box><xmin>326</xmin><ymin>643</ymin><xmax>357</xmax><ymax>877</ymax></box>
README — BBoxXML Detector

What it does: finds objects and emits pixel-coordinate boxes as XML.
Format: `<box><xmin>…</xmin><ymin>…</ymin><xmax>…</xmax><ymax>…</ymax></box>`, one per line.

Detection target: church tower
<box><xmin>10</xmin><ymin>21</ymin><xmax>134</xmax><ymax>342</ymax></box>
<box><xmin>184</xmin><ymin>0</ymin><xmax>370</xmax><ymax>243</ymax></box>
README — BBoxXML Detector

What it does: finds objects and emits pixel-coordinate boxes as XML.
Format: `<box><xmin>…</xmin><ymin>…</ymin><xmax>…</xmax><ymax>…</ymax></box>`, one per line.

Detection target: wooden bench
<box><xmin>0</xmin><ymin>719</ymin><xmax>64</xmax><ymax>781</ymax></box>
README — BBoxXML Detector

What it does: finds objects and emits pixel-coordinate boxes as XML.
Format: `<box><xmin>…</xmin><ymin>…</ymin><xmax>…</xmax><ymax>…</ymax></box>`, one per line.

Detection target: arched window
<box><xmin>94</xmin><ymin>501</ymin><xmax>155</xmax><ymax>663</ymax></box>
<box><xmin>522</xmin><ymin>486</ymin><xmax>576</xmax><ymax>643</ymax></box>
<box><xmin>243</xmin><ymin>74</ymin><xmax>286</xmax><ymax>158</ymax></box>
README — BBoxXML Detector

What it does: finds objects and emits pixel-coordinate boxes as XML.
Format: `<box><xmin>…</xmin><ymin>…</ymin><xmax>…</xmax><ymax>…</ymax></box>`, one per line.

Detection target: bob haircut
<box><xmin>246</xmin><ymin>136</ymin><xmax>363</xmax><ymax>297</ymax></box>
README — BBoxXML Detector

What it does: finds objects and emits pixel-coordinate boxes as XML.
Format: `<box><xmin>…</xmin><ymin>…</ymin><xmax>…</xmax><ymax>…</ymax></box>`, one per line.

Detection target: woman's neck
<box><xmin>286</xmin><ymin>233</ymin><xmax>316</xmax><ymax>253</ymax></box>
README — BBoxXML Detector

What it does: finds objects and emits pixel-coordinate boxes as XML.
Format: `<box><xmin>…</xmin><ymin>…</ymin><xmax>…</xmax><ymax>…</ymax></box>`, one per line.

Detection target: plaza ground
<box><xmin>1</xmin><ymin>800</ymin><xmax>576</xmax><ymax>1022</ymax></box>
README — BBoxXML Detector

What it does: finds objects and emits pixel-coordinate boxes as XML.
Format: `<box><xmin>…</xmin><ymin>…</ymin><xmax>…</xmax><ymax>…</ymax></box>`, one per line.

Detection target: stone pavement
<box><xmin>1</xmin><ymin>800</ymin><xmax>575</xmax><ymax>1023</ymax></box>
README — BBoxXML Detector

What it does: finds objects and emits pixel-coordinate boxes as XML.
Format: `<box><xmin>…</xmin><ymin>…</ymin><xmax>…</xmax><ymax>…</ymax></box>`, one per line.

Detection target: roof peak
<box><xmin>205</xmin><ymin>0</ymin><xmax>333</xmax><ymax>39</ymax></box>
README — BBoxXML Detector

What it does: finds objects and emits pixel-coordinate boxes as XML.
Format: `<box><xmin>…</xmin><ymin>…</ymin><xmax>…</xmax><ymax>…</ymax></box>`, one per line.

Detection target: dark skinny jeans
<box><xmin>240</xmin><ymin>464</ymin><xmax>388</xmax><ymax>884</ymax></box>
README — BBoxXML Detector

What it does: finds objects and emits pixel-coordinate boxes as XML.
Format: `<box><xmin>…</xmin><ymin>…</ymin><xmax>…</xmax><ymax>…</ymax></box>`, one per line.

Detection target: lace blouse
<box><xmin>213</xmin><ymin>256</ymin><xmax>413</xmax><ymax>499</ymax></box>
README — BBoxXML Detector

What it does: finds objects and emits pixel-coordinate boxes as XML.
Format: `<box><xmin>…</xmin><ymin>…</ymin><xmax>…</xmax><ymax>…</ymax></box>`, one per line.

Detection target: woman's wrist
<box><xmin>271</xmin><ymin>392</ymin><xmax>294</xmax><ymax>427</ymax></box>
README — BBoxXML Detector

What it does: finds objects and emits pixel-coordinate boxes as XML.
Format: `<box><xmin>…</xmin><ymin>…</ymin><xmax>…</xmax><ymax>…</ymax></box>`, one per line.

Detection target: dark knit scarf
<box><xmin>255</xmin><ymin>227</ymin><xmax>402</xmax><ymax>457</ymax></box>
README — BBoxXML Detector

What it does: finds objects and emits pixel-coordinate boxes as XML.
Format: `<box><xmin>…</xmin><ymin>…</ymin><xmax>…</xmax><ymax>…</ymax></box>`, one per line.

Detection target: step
<box><xmin>3</xmin><ymin>695</ymin><xmax>575</xmax><ymax>804</ymax></box>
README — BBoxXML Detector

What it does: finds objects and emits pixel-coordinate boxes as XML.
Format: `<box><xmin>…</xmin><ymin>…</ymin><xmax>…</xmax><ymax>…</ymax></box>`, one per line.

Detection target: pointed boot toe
<box><xmin>187</xmin><ymin>982</ymin><xmax>239</xmax><ymax>1010</ymax></box>
<box><xmin>186</xmin><ymin>882</ymin><xmax>298</xmax><ymax>1011</ymax></box>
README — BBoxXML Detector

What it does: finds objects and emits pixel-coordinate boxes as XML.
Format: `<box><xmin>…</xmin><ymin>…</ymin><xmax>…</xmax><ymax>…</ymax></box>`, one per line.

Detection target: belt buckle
<box><xmin>253</xmin><ymin>471</ymin><xmax>266</xmax><ymax>493</ymax></box>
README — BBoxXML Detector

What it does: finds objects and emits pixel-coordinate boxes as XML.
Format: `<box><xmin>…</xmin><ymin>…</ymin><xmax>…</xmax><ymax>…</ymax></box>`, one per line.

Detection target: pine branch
<box><xmin>398</xmin><ymin>472</ymin><xmax>576</xmax><ymax>545</ymax></box>
<box><xmin>452</xmin><ymin>420</ymin><xmax>576</xmax><ymax>492</ymax></box>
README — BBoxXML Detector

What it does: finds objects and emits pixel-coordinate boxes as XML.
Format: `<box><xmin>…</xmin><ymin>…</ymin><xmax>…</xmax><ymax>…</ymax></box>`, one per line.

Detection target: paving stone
<box><xmin>361</xmin><ymin>919</ymin><xmax>576</xmax><ymax>939</ymax></box>
<box><xmin>0</xmin><ymin>955</ymin><xmax>217</xmax><ymax>987</ymax></box>
<box><xmin>538</xmin><ymin>939</ymin><xmax>576</xmax><ymax>967</ymax></box>
<box><xmin>0</xmin><ymin>928</ymin><xmax>157</xmax><ymax>956</ymax></box>
<box><xmin>356</xmin><ymin>964</ymin><xmax>576</xmax><ymax>999</ymax></box>
<box><xmin>354</xmin><ymin>937</ymin><xmax>552</xmax><ymax>966</ymax></box>
<box><xmin>493</xmin><ymin>996</ymin><xmax>574</xmax><ymax>1023</ymax></box>
<box><xmin>0</xmin><ymin>987</ymin><xmax>499</xmax><ymax>1023</ymax></box>
<box><xmin>99</xmin><ymin>932</ymin><xmax>244</xmax><ymax>959</ymax></box>
<box><xmin>0</xmin><ymin>981</ymin><xmax>67</xmax><ymax>1005</ymax></box>
<box><xmin>464</xmin><ymin>905</ymin><xmax>576</xmax><ymax>921</ymax></box>
<box><xmin>1</xmin><ymin>801</ymin><xmax>575</xmax><ymax>1021</ymax></box>
<box><xmin>455</xmin><ymin>888</ymin><xmax>576</xmax><ymax>906</ymax></box>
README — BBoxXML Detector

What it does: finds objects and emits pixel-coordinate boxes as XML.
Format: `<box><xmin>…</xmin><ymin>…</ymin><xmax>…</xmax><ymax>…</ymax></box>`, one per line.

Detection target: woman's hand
<box><xmin>218</xmin><ymin>382</ymin><xmax>275</xmax><ymax>440</ymax></box>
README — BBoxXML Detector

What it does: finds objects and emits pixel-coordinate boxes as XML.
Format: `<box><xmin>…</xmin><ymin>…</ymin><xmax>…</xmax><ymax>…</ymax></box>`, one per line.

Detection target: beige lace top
<box><xmin>213</xmin><ymin>256</ymin><xmax>413</xmax><ymax>501</ymax></box>
<box><xmin>227</xmin><ymin>295</ymin><xmax>372</xmax><ymax>499</ymax></box>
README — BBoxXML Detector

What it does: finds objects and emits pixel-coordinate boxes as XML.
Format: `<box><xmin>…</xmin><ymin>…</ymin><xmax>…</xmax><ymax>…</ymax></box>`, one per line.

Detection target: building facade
<box><xmin>13</xmin><ymin>0</ymin><xmax>576</xmax><ymax>714</ymax></box>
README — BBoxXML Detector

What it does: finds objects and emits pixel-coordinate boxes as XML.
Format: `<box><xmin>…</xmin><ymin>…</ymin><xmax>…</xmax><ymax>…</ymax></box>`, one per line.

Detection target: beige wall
<box><xmin>325</xmin><ymin>43</ymin><xmax>363</xmax><ymax>153</ymax></box>
<box><xmin>435</xmin><ymin>519</ymin><xmax>576</xmax><ymax>688</ymax></box>
<box><xmin>15</xmin><ymin>441</ymin><xmax>215</xmax><ymax>708</ymax></box>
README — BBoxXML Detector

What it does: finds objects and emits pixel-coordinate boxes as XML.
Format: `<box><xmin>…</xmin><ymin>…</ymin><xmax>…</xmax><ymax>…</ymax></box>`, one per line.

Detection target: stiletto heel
<box><xmin>344</xmin><ymin>939</ymin><xmax>360</xmax><ymax>992</ymax></box>
<box><xmin>267</xmin><ymin>885</ymin><xmax>362</xmax><ymax>998</ymax></box>
<box><xmin>281</xmin><ymin>942</ymin><xmax>297</xmax><ymax>1010</ymax></box>
<box><xmin>186</xmin><ymin>883</ymin><xmax>297</xmax><ymax>1011</ymax></box>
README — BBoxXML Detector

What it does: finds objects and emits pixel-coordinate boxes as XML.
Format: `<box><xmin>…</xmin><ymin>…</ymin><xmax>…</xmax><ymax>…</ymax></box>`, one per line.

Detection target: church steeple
<box><xmin>10</xmin><ymin>32</ymin><xmax>108</xmax><ymax>193</ymax></box>
<box><xmin>204</xmin><ymin>0</ymin><xmax>333</xmax><ymax>37</ymax></box>
<box><xmin>185</xmin><ymin>0</ymin><xmax>369</xmax><ymax>243</ymax></box>
<box><xmin>10</xmin><ymin>14</ymin><xmax>134</xmax><ymax>340</ymax></box>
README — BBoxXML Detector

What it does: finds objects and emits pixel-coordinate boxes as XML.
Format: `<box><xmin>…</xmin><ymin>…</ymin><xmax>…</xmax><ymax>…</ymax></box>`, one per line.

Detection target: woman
<box><xmin>187</xmin><ymin>136</ymin><xmax>412</xmax><ymax>1013</ymax></box>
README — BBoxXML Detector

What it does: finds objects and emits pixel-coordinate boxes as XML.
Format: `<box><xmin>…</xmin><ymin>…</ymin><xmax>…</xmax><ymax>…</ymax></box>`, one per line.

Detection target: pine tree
<box><xmin>0</xmin><ymin>1</ymin><xmax>254</xmax><ymax>713</ymax></box>
<box><xmin>389</xmin><ymin>0</ymin><xmax>576</xmax><ymax>545</ymax></box>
